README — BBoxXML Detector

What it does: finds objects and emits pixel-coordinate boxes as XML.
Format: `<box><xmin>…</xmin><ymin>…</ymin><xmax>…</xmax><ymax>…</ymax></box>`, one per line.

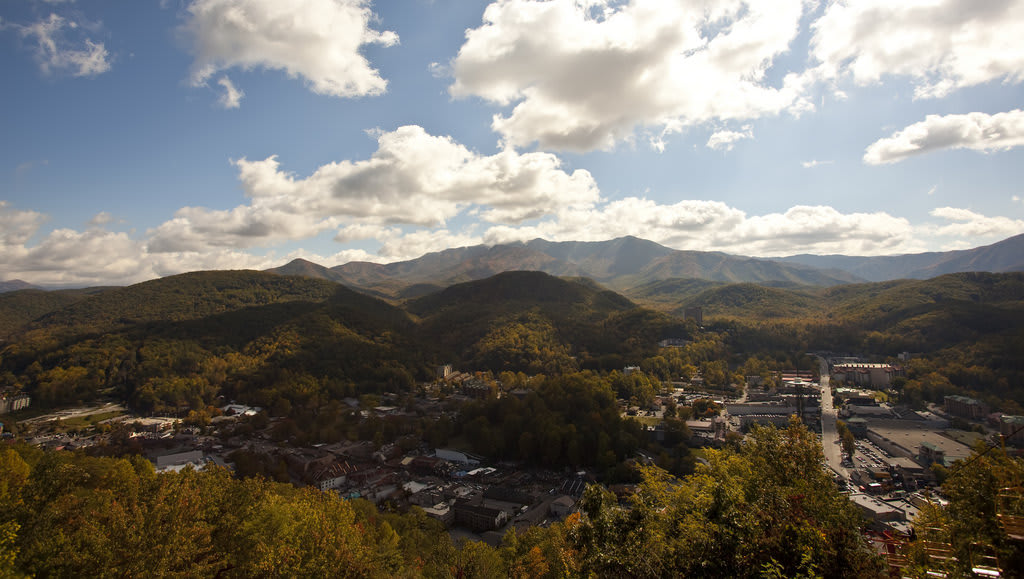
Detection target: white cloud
<box><xmin>146</xmin><ymin>125</ymin><xmax>599</xmax><ymax>252</ymax></box>
<box><xmin>13</xmin><ymin>13</ymin><xmax>111</xmax><ymax>77</ymax></box>
<box><xmin>87</xmin><ymin>211</ymin><xmax>114</xmax><ymax>226</ymax></box>
<box><xmin>8</xmin><ymin>195</ymin><xmax>1023</xmax><ymax>285</ymax></box>
<box><xmin>0</xmin><ymin>205</ymin><xmax>284</xmax><ymax>286</ymax></box>
<box><xmin>0</xmin><ymin>202</ymin><xmax>47</xmax><ymax>246</ymax></box>
<box><xmin>929</xmin><ymin>207</ymin><xmax>1024</xmax><ymax>238</ymax></box>
<box><xmin>184</xmin><ymin>0</ymin><xmax>398</xmax><ymax>98</ymax></box>
<box><xmin>376</xmin><ymin>229</ymin><xmax>483</xmax><ymax>260</ymax></box>
<box><xmin>216</xmin><ymin>75</ymin><xmax>244</xmax><ymax>108</ymax></box>
<box><xmin>864</xmin><ymin>110</ymin><xmax>1024</xmax><ymax>165</ymax></box>
<box><xmin>1013</xmin><ymin>195</ymin><xmax>1022</xmax><ymax>203</ymax></box>
<box><xmin>481</xmin><ymin>199</ymin><xmax>916</xmax><ymax>257</ymax></box>
<box><xmin>706</xmin><ymin>125</ymin><xmax>753</xmax><ymax>152</ymax></box>
<box><xmin>450</xmin><ymin>0</ymin><xmax>812</xmax><ymax>152</ymax></box>
<box><xmin>801</xmin><ymin>159</ymin><xmax>833</xmax><ymax>169</ymax></box>
<box><xmin>809</xmin><ymin>0</ymin><xmax>1024</xmax><ymax>99</ymax></box>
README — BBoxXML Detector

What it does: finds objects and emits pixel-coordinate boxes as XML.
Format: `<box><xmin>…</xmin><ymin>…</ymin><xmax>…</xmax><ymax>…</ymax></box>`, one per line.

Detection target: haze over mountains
<box><xmin>267</xmin><ymin>233</ymin><xmax>1024</xmax><ymax>299</ymax></box>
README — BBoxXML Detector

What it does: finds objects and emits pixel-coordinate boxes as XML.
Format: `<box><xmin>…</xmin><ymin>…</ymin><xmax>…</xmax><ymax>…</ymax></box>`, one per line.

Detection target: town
<box><xmin>6</xmin><ymin>350</ymin><xmax>1020</xmax><ymax>553</ymax></box>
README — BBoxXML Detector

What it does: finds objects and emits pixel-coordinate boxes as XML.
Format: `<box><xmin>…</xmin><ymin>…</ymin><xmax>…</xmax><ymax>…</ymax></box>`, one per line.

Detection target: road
<box><xmin>817</xmin><ymin>357</ymin><xmax>849</xmax><ymax>480</ymax></box>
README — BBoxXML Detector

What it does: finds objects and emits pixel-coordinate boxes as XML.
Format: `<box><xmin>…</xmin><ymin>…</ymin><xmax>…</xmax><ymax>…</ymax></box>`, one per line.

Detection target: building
<box><xmin>918</xmin><ymin>442</ymin><xmax>946</xmax><ymax>466</ymax></box>
<box><xmin>550</xmin><ymin>495</ymin><xmax>576</xmax><ymax>517</ymax></box>
<box><xmin>155</xmin><ymin>450</ymin><xmax>205</xmax><ymax>472</ymax></box>
<box><xmin>846</xmin><ymin>417</ymin><xmax>868</xmax><ymax>438</ymax></box>
<box><xmin>849</xmin><ymin>493</ymin><xmax>903</xmax><ymax>524</ymax></box>
<box><xmin>436</xmin><ymin>364</ymin><xmax>454</xmax><ymax>379</ymax></box>
<box><xmin>831</xmin><ymin>363</ymin><xmax>903</xmax><ymax>388</ymax></box>
<box><xmin>435</xmin><ymin>448</ymin><xmax>480</xmax><ymax>466</ymax></box>
<box><xmin>454</xmin><ymin>499</ymin><xmax>508</xmax><ymax>532</ymax></box>
<box><xmin>0</xmin><ymin>392</ymin><xmax>31</xmax><ymax>414</ymax></box>
<box><xmin>999</xmin><ymin>415</ymin><xmax>1024</xmax><ymax>446</ymax></box>
<box><xmin>422</xmin><ymin>502</ymin><xmax>455</xmax><ymax>526</ymax></box>
<box><xmin>313</xmin><ymin>460</ymin><xmax>356</xmax><ymax>491</ymax></box>
<box><xmin>944</xmin><ymin>395</ymin><xmax>989</xmax><ymax>420</ymax></box>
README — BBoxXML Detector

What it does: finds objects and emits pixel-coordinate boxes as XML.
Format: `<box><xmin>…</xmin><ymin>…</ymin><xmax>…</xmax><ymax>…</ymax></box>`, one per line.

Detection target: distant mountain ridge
<box><xmin>267</xmin><ymin>236</ymin><xmax>863</xmax><ymax>297</ymax></box>
<box><xmin>775</xmin><ymin>233</ymin><xmax>1024</xmax><ymax>282</ymax></box>
<box><xmin>0</xmin><ymin>280</ymin><xmax>38</xmax><ymax>293</ymax></box>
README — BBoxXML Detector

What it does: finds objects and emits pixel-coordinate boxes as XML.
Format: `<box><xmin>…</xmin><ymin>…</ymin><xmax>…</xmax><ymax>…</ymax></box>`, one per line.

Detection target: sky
<box><xmin>2</xmin><ymin>0</ymin><xmax>1024</xmax><ymax>287</ymax></box>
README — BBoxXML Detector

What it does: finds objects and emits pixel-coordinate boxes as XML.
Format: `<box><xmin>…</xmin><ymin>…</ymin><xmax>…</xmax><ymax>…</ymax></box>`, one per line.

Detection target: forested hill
<box><xmin>0</xmin><ymin>269</ymin><xmax>682</xmax><ymax>412</ymax></box>
<box><xmin>3</xmin><ymin>268</ymin><xmax>1024</xmax><ymax>413</ymax></box>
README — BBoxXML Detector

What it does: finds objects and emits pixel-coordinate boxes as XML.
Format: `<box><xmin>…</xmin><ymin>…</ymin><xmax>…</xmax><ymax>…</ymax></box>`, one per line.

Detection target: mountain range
<box><xmin>267</xmin><ymin>233</ymin><xmax>1024</xmax><ymax>298</ymax></box>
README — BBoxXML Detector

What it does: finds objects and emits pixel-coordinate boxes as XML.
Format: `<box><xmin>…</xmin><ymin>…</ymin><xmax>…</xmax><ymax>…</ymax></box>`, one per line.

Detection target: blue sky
<box><xmin>2</xmin><ymin>0</ymin><xmax>1023</xmax><ymax>286</ymax></box>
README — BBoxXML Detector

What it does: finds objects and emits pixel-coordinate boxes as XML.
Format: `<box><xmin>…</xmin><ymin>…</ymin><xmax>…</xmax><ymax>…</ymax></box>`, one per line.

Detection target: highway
<box><xmin>817</xmin><ymin>357</ymin><xmax>849</xmax><ymax>480</ymax></box>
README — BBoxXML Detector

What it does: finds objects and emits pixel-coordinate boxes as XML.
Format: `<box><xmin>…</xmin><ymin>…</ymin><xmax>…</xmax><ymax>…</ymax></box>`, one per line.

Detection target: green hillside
<box><xmin>408</xmin><ymin>271</ymin><xmax>683</xmax><ymax>373</ymax></box>
<box><xmin>0</xmin><ymin>287</ymin><xmax>108</xmax><ymax>338</ymax></box>
<box><xmin>25</xmin><ymin>270</ymin><xmax>342</xmax><ymax>335</ymax></box>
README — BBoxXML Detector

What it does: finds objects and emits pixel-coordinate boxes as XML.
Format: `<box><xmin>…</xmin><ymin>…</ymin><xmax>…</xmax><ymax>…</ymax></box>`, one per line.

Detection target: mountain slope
<box><xmin>0</xmin><ymin>287</ymin><xmax>108</xmax><ymax>338</ymax></box>
<box><xmin>776</xmin><ymin>233</ymin><xmax>1024</xmax><ymax>281</ymax></box>
<box><xmin>408</xmin><ymin>271</ymin><xmax>684</xmax><ymax>372</ymax></box>
<box><xmin>0</xmin><ymin>279</ymin><xmax>38</xmax><ymax>293</ymax></box>
<box><xmin>289</xmin><ymin>236</ymin><xmax>860</xmax><ymax>299</ymax></box>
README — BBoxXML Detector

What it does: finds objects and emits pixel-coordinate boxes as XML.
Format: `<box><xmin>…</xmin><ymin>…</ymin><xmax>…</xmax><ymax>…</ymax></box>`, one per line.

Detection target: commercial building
<box><xmin>944</xmin><ymin>395</ymin><xmax>989</xmax><ymax>420</ymax></box>
<box><xmin>831</xmin><ymin>363</ymin><xmax>903</xmax><ymax>388</ymax></box>
<box><xmin>999</xmin><ymin>415</ymin><xmax>1024</xmax><ymax>446</ymax></box>
<box><xmin>0</xmin><ymin>392</ymin><xmax>30</xmax><ymax>414</ymax></box>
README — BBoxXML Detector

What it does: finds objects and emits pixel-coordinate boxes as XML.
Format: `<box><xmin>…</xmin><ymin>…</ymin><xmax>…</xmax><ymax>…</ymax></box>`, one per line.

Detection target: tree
<box><xmin>836</xmin><ymin>420</ymin><xmax>856</xmax><ymax>458</ymax></box>
<box><xmin>911</xmin><ymin>447</ymin><xmax>1024</xmax><ymax>576</ymax></box>
<box><xmin>567</xmin><ymin>419</ymin><xmax>882</xmax><ymax>578</ymax></box>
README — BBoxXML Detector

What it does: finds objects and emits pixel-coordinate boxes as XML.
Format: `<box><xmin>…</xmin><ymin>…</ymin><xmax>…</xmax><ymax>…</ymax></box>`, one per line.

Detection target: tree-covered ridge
<box><xmin>0</xmin><ymin>287</ymin><xmax>107</xmax><ymax>338</ymax></box>
<box><xmin>23</xmin><ymin>270</ymin><xmax>343</xmax><ymax>335</ymax></box>
<box><xmin>4</xmin><ymin>268</ymin><xmax>1024</xmax><ymax>416</ymax></box>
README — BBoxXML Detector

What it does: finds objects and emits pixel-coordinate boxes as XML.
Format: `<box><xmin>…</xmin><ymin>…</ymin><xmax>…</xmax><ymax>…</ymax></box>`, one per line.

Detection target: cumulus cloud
<box><xmin>929</xmin><ymin>207</ymin><xmax>1024</xmax><ymax>238</ymax></box>
<box><xmin>0</xmin><ymin>216</ymin><xmax>281</xmax><ymax>286</ymax></box>
<box><xmin>12</xmin><ymin>13</ymin><xmax>111</xmax><ymax>77</ymax></box>
<box><xmin>481</xmin><ymin>199</ymin><xmax>916</xmax><ymax>257</ymax></box>
<box><xmin>146</xmin><ymin>125</ymin><xmax>599</xmax><ymax>252</ymax></box>
<box><xmin>864</xmin><ymin>110</ymin><xmax>1024</xmax><ymax>165</ymax></box>
<box><xmin>184</xmin><ymin>0</ymin><xmax>398</xmax><ymax>98</ymax></box>
<box><xmin>450</xmin><ymin>0</ymin><xmax>812</xmax><ymax>152</ymax></box>
<box><xmin>809</xmin><ymin>0</ymin><xmax>1024</xmax><ymax>99</ymax></box>
<box><xmin>216</xmin><ymin>75</ymin><xmax>244</xmax><ymax>108</ymax></box>
<box><xmin>0</xmin><ymin>202</ymin><xmax>47</xmax><ymax>246</ymax></box>
<box><xmin>706</xmin><ymin>126</ymin><xmax>753</xmax><ymax>151</ymax></box>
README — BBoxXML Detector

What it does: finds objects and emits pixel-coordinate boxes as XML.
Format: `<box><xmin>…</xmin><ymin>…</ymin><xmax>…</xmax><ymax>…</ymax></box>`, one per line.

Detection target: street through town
<box><xmin>817</xmin><ymin>357</ymin><xmax>849</xmax><ymax>480</ymax></box>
